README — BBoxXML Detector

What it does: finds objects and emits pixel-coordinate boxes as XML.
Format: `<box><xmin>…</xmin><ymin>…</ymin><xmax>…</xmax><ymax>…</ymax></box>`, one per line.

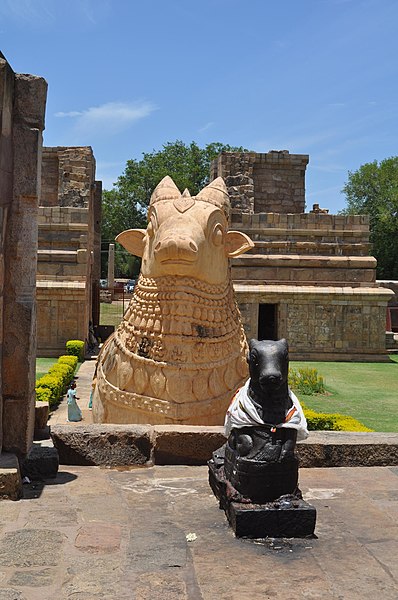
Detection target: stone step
<box><xmin>50</xmin><ymin>426</ymin><xmax>398</xmax><ymax>468</ymax></box>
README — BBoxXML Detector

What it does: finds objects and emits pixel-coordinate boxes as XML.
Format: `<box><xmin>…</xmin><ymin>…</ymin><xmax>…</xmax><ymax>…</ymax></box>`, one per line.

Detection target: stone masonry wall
<box><xmin>37</xmin><ymin>147</ymin><xmax>100</xmax><ymax>357</ymax></box>
<box><xmin>211</xmin><ymin>152</ymin><xmax>256</xmax><ymax>212</ymax></box>
<box><xmin>231</xmin><ymin>212</ymin><xmax>370</xmax><ymax>256</ymax></box>
<box><xmin>212</xmin><ymin>149</ymin><xmax>392</xmax><ymax>360</ymax></box>
<box><xmin>41</xmin><ymin>146</ymin><xmax>95</xmax><ymax>208</ymax></box>
<box><xmin>252</xmin><ymin>151</ymin><xmax>308</xmax><ymax>213</ymax></box>
<box><xmin>211</xmin><ymin>151</ymin><xmax>309</xmax><ymax>214</ymax></box>
<box><xmin>235</xmin><ymin>284</ymin><xmax>392</xmax><ymax>361</ymax></box>
<box><xmin>0</xmin><ymin>53</ymin><xmax>47</xmax><ymax>455</ymax></box>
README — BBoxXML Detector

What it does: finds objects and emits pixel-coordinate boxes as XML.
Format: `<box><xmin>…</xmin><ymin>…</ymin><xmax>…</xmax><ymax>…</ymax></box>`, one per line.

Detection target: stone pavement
<box><xmin>0</xmin><ymin>464</ymin><xmax>398</xmax><ymax>599</ymax></box>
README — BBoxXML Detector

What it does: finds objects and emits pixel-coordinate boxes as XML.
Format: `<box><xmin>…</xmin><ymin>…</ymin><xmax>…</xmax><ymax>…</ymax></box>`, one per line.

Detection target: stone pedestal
<box><xmin>208</xmin><ymin>458</ymin><xmax>316</xmax><ymax>538</ymax></box>
<box><xmin>20</xmin><ymin>445</ymin><xmax>59</xmax><ymax>481</ymax></box>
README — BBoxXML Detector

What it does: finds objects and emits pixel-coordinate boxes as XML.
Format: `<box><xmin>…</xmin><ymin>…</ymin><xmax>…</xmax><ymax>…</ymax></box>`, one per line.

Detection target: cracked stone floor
<box><xmin>0</xmin><ymin>464</ymin><xmax>398</xmax><ymax>599</ymax></box>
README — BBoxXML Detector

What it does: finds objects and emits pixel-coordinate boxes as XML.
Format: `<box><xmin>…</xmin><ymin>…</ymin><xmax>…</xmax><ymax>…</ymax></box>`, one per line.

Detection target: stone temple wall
<box><xmin>0</xmin><ymin>52</ymin><xmax>47</xmax><ymax>455</ymax></box>
<box><xmin>210</xmin><ymin>150</ymin><xmax>309</xmax><ymax>214</ymax></box>
<box><xmin>37</xmin><ymin>147</ymin><xmax>101</xmax><ymax>357</ymax></box>
<box><xmin>212</xmin><ymin>150</ymin><xmax>393</xmax><ymax>361</ymax></box>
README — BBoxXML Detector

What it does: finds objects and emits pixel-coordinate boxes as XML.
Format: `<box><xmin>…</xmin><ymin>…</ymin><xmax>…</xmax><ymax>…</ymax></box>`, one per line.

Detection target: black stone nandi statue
<box><xmin>208</xmin><ymin>338</ymin><xmax>316</xmax><ymax>538</ymax></box>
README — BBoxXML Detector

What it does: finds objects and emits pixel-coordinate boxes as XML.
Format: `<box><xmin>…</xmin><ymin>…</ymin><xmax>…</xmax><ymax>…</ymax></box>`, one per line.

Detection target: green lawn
<box><xmin>291</xmin><ymin>356</ymin><xmax>398</xmax><ymax>432</ymax></box>
<box><xmin>36</xmin><ymin>357</ymin><xmax>57</xmax><ymax>380</ymax></box>
<box><xmin>100</xmin><ymin>300</ymin><xmax>128</xmax><ymax>329</ymax></box>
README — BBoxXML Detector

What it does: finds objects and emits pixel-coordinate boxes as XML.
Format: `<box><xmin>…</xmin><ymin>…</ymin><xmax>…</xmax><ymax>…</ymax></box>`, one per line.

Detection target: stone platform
<box><xmin>0</xmin><ymin>465</ymin><xmax>398</xmax><ymax>598</ymax></box>
<box><xmin>51</xmin><ymin>423</ymin><xmax>398</xmax><ymax>468</ymax></box>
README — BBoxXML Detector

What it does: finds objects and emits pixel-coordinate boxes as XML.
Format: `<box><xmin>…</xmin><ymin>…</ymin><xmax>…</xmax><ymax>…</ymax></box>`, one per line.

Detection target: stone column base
<box><xmin>0</xmin><ymin>452</ymin><xmax>22</xmax><ymax>501</ymax></box>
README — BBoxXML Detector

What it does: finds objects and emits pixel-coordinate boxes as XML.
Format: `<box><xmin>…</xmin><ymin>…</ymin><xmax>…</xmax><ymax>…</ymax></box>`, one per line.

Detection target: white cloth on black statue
<box><xmin>224</xmin><ymin>380</ymin><xmax>309</xmax><ymax>441</ymax></box>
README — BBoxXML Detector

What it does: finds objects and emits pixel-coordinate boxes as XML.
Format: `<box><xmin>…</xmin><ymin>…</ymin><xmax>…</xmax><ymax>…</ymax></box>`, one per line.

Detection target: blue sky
<box><xmin>1</xmin><ymin>0</ymin><xmax>397</xmax><ymax>213</ymax></box>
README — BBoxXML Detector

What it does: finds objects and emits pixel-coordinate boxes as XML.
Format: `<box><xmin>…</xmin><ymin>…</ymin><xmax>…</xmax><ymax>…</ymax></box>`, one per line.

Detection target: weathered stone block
<box><xmin>298</xmin><ymin>431</ymin><xmax>398</xmax><ymax>467</ymax></box>
<box><xmin>0</xmin><ymin>452</ymin><xmax>22</xmax><ymax>500</ymax></box>
<box><xmin>51</xmin><ymin>424</ymin><xmax>153</xmax><ymax>466</ymax></box>
<box><xmin>20</xmin><ymin>444</ymin><xmax>59</xmax><ymax>480</ymax></box>
<box><xmin>153</xmin><ymin>425</ymin><xmax>226</xmax><ymax>465</ymax></box>
<box><xmin>34</xmin><ymin>401</ymin><xmax>49</xmax><ymax>431</ymax></box>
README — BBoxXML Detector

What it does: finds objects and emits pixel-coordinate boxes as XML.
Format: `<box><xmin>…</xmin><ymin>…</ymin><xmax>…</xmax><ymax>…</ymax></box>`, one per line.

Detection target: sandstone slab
<box><xmin>34</xmin><ymin>400</ymin><xmax>49</xmax><ymax>432</ymax></box>
<box><xmin>50</xmin><ymin>426</ymin><xmax>398</xmax><ymax>468</ymax></box>
<box><xmin>298</xmin><ymin>431</ymin><xmax>398</xmax><ymax>467</ymax></box>
<box><xmin>153</xmin><ymin>425</ymin><xmax>226</xmax><ymax>465</ymax></box>
<box><xmin>0</xmin><ymin>452</ymin><xmax>22</xmax><ymax>500</ymax></box>
<box><xmin>75</xmin><ymin>523</ymin><xmax>121</xmax><ymax>554</ymax></box>
<box><xmin>51</xmin><ymin>424</ymin><xmax>153</xmax><ymax>466</ymax></box>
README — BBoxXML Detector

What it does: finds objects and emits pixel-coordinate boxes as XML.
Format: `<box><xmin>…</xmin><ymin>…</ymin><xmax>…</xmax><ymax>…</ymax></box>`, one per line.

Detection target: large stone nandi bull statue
<box><xmin>92</xmin><ymin>176</ymin><xmax>254</xmax><ymax>425</ymax></box>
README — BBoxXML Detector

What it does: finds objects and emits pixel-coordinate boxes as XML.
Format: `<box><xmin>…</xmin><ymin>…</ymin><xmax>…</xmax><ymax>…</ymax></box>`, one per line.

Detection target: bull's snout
<box><xmin>259</xmin><ymin>372</ymin><xmax>283</xmax><ymax>388</ymax></box>
<box><xmin>154</xmin><ymin>235</ymin><xmax>198</xmax><ymax>263</ymax></box>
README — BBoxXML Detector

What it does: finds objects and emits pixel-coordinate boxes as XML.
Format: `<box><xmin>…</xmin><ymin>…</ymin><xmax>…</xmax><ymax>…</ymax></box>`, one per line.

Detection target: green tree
<box><xmin>101</xmin><ymin>140</ymin><xmax>248</xmax><ymax>277</ymax></box>
<box><xmin>341</xmin><ymin>157</ymin><xmax>398</xmax><ymax>279</ymax></box>
<box><xmin>101</xmin><ymin>188</ymin><xmax>146</xmax><ymax>277</ymax></box>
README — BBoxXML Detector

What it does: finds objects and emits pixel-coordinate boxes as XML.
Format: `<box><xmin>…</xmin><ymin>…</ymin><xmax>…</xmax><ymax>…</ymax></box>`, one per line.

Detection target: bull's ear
<box><xmin>116</xmin><ymin>229</ymin><xmax>146</xmax><ymax>257</ymax></box>
<box><xmin>225</xmin><ymin>231</ymin><xmax>254</xmax><ymax>257</ymax></box>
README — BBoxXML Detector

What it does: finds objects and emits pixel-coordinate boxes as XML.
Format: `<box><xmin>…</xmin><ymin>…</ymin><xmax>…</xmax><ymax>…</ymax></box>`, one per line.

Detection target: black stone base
<box><xmin>20</xmin><ymin>445</ymin><xmax>59</xmax><ymax>481</ymax></box>
<box><xmin>209</xmin><ymin>459</ymin><xmax>316</xmax><ymax>538</ymax></box>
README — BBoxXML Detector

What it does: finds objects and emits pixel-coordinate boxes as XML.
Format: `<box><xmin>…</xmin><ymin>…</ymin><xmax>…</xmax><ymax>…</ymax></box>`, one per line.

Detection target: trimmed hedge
<box><xmin>66</xmin><ymin>340</ymin><xmax>85</xmax><ymax>362</ymax></box>
<box><xmin>302</xmin><ymin>405</ymin><xmax>372</xmax><ymax>432</ymax></box>
<box><xmin>35</xmin><ymin>386</ymin><xmax>53</xmax><ymax>404</ymax></box>
<box><xmin>35</xmin><ymin>353</ymin><xmax>79</xmax><ymax>408</ymax></box>
<box><xmin>48</xmin><ymin>363</ymin><xmax>74</xmax><ymax>389</ymax></box>
<box><xmin>58</xmin><ymin>355</ymin><xmax>78</xmax><ymax>370</ymax></box>
<box><xmin>35</xmin><ymin>374</ymin><xmax>63</xmax><ymax>407</ymax></box>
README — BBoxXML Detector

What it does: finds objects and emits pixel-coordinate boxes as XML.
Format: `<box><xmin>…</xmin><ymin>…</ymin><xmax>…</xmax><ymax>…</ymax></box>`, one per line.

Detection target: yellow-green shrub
<box><xmin>48</xmin><ymin>363</ymin><xmax>74</xmax><ymax>388</ymax></box>
<box><xmin>303</xmin><ymin>407</ymin><xmax>372</xmax><ymax>432</ymax></box>
<box><xmin>66</xmin><ymin>340</ymin><xmax>85</xmax><ymax>362</ymax></box>
<box><xmin>58</xmin><ymin>355</ymin><xmax>78</xmax><ymax>370</ymax></box>
<box><xmin>35</xmin><ymin>353</ymin><xmax>79</xmax><ymax>408</ymax></box>
<box><xmin>289</xmin><ymin>367</ymin><xmax>325</xmax><ymax>395</ymax></box>
<box><xmin>35</xmin><ymin>374</ymin><xmax>63</xmax><ymax>407</ymax></box>
<box><xmin>35</xmin><ymin>386</ymin><xmax>52</xmax><ymax>404</ymax></box>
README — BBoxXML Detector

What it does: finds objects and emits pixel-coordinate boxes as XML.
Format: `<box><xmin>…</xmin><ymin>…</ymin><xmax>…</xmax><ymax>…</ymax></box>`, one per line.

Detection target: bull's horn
<box><xmin>150</xmin><ymin>176</ymin><xmax>181</xmax><ymax>206</ymax></box>
<box><xmin>196</xmin><ymin>177</ymin><xmax>230</xmax><ymax>214</ymax></box>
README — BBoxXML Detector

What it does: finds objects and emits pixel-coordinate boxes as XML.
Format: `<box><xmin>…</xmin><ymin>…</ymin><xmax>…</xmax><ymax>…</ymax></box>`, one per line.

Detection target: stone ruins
<box><xmin>37</xmin><ymin>146</ymin><xmax>102</xmax><ymax>356</ymax></box>
<box><xmin>0</xmin><ymin>52</ymin><xmax>47</xmax><ymax>459</ymax></box>
<box><xmin>212</xmin><ymin>151</ymin><xmax>393</xmax><ymax>361</ymax></box>
<box><xmin>93</xmin><ymin>176</ymin><xmax>253</xmax><ymax>425</ymax></box>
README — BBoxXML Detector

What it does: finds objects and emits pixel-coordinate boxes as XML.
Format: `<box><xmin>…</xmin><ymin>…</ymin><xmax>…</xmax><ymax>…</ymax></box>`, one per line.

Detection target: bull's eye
<box><xmin>147</xmin><ymin>214</ymin><xmax>157</xmax><ymax>239</ymax></box>
<box><xmin>147</xmin><ymin>221</ymin><xmax>154</xmax><ymax>238</ymax></box>
<box><xmin>211</xmin><ymin>223</ymin><xmax>224</xmax><ymax>247</ymax></box>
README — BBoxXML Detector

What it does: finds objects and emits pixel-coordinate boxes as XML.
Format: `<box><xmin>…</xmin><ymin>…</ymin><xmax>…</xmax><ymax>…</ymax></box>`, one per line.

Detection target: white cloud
<box><xmin>198</xmin><ymin>121</ymin><xmax>214</xmax><ymax>133</ymax></box>
<box><xmin>0</xmin><ymin>0</ymin><xmax>111</xmax><ymax>26</ymax></box>
<box><xmin>54</xmin><ymin>100</ymin><xmax>157</xmax><ymax>137</ymax></box>
<box><xmin>0</xmin><ymin>0</ymin><xmax>55</xmax><ymax>24</ymax></box>
<box><xmin>55</xmin><ymin>110</ymin><xmax>83</xmax><ymax>118</ymax></box>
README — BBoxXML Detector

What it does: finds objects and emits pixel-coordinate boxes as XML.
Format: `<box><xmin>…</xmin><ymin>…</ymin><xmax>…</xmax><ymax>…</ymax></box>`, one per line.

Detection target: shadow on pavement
<box><xmin>22</xmin><ymin>471</ymin><xmax>78</xmax><ymax>500</ymax></box>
